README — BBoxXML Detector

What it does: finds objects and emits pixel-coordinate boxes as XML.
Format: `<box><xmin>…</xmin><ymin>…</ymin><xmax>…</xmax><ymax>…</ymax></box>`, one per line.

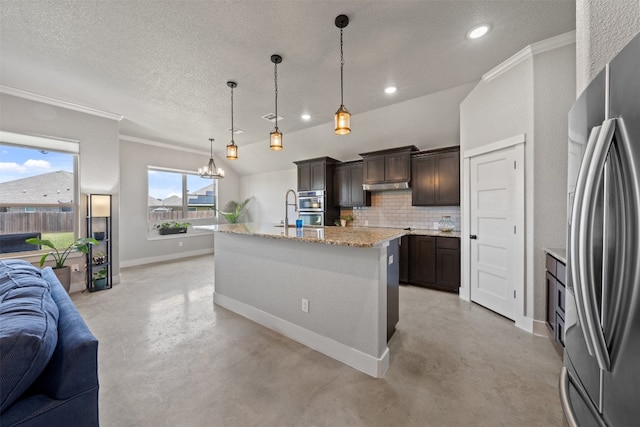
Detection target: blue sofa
<box><xmin>0</xmin><ymin>260</ymin><xmax>99</xmax><ymax>426</ymax></box>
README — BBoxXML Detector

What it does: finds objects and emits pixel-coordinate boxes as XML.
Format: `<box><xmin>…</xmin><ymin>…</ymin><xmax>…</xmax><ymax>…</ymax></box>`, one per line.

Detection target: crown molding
<box><xmin>120</xmin><ymin>134</ymin><xmax>208</xmax><ymax>156</ymax></box>
<box><xmin>0</xmin><ymin>85</ymin><xmax>123</xmax><ymax>121</ymax></box>
<box><xmin>483</xmin><ymin>30</ymin><xmax>576</xmax><ymax>82</ymax></box>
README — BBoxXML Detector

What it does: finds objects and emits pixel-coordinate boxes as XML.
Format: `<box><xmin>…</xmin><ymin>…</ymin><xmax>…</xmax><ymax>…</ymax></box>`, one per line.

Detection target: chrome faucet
<box><xmin>284</xmin><ymin>189</ymin><xmax>298</xmax><ymax>229</ymax></box>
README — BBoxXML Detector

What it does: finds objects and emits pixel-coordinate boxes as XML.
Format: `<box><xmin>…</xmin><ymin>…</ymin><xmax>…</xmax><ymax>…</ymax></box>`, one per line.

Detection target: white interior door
<box><xmin>469</xmin><ymin>146</ymin><xmax>522</xmax><ymax>320</ymax></box>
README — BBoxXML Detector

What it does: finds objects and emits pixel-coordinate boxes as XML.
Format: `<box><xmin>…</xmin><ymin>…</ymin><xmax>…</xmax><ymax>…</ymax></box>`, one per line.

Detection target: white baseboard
<box><xmin>120</xmin><ymin>248</ymin><xmax>214</xmax><ymax>268</ymax></box>
<box><xmin>214</xmin><ymin>293</ymin><xmax>389</xmax><ymax>378</ymax></box>
<box><xmin>532</xmin><ymin>319</ymin><xmax>552</xmax><ymax>338</ymax></box>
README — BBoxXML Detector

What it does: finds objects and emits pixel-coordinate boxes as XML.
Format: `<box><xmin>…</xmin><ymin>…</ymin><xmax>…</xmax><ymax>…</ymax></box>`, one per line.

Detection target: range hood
<box><xmin>362</xmin><ymin>182</ymin><xmax>410</xmax><ymax>191</ymax></box>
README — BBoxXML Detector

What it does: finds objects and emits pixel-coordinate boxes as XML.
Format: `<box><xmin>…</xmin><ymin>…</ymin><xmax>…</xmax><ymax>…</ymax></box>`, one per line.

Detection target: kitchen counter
<box><xmin>544</xmin><ymin>247</ymin><xmax>566</xmax><ymax>264</ymax></box>
<box><xmin>209</xmin><ymin>223</ymin><xmax>407</xmax><ymax>248</ymax></box>
<box><xmin>409</xmin><ymin>229</ymin><xmax>461</xmax><ymax>238</ymax></box>
<box><xmin>212</xmin><ymin>223</ymin><xmax>400</xmax><ymax>378</ymax></box>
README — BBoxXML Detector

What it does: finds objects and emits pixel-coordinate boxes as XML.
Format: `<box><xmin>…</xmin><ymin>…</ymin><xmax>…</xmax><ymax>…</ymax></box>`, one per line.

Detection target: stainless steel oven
<box><xmin>298</xmin><ymin>212</ymin><xmax>324</xmax><ymax>227</ymax></box>
<box><xmin>297</xmin><ymin>190</ymin><xmax>325</xmax><ymax>212</ymax></box>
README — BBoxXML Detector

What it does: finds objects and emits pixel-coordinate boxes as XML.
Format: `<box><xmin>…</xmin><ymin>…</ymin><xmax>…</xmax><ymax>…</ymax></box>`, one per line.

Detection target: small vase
<box><xmin>438</xmin><ymin>216</ymin><xmax>455</xmax><ymax>232</ymax></box>
<box><xmin>340</xmin><ymin>219</ymin><xmax>347</xmax><ymax>227</ymax></box>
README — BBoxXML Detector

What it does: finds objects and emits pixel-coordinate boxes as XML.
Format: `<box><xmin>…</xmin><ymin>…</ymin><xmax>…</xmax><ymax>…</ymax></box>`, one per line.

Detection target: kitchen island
<box><xmin>212</xmin><ymin>224</ymin><xmax>406</xmax><ymax>378</ymax></box>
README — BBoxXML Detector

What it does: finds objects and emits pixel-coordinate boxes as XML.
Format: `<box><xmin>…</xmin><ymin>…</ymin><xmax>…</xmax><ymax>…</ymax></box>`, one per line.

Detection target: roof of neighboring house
<box><xmin>162</xmin><ymin>195</ymin><xmax>182</xmax><ymax>206</ymax></box>
<box><xmin>148</xmin><ymin>196</ymin><xmax>163</xmax><ymax>206</ymax></box>
<box><xmin>0</xmin><ymin>171</ymin><xmax>74</xmax><ymax>204</ymax></box>
<box><xmin>188</xmin><ymin>183</ymin><xmax>213</xmax><ymax>196</ymax></box>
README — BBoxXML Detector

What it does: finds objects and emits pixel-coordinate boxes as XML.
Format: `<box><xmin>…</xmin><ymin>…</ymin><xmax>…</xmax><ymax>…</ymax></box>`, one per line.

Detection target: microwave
<box><xmin>298</xmin><ymin>190</ymin><xmax>325</xmax><ymax>212</ymax></box>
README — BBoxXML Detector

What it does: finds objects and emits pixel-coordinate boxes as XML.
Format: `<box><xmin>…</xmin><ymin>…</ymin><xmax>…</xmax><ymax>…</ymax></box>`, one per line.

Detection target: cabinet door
<box><xmin>298</xmin><ymin>163</ymin><xmax>311</xmax><ymax>191</ymax></box>
<box><xmin>411</xmin><ymin>156</ymin><xmax>435</xmax><ymax>206</ymax></box>
<box><xmin>434</xmin><ymin>152</ymin><xmax>460</xmax><ymax>205</ymax></box>
<box><xmin>385</xmin><ymin>152</ymin><xmax>410</xmax><ymax>182</ymax></box>
<box><xmin>349</xmin><ymin>163</ymin><xmax>369</xmax><ymax>206</ymax></box>
<box><xmin>335</xmin><ymin>166</ymin><xmax>350</xmax><ymax>206</ymax></box>
<box><xmin>546</xmin><ymin>271</ymin><xmax>556</xmax><ymax>333</ymax></box>
<box><xmin>310</xmin><ymin>161</ymin><xmax>326</xmax><ymax>190</ymax></box>
<box><xmin>435</xmin><ymin>248</ymin><xmax>460</xmax><ymax>290</ymax></box>
<box><xmin>409</xmin><ymin>235</ymin><xmax>436</xmax><ymax>285</ymax></box>
<box><xmin>363</xmin><ymin>156</ymin><xmax>385</xmax><ymax>184</ymax></box>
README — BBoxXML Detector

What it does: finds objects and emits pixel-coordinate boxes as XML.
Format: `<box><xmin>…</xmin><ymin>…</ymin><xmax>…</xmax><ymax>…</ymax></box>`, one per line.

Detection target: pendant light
<box><xmin>334</xmin><ymin>14</ymin><xmax>350</xmax><ymax>135</ymax></box>
<box><xmin>198</xmin><ymin>138</ymin><xmax>225</xmax><ymax>179</ymax></box>
<box><xmin>269</xmin><ymin>54</ymin><xmax>283</xmax><ymax>150</ymax></box>
<box><xmin>226</xmin><ymin>81</ymin><xmax>238</xmax><ymax>160</ymax></box>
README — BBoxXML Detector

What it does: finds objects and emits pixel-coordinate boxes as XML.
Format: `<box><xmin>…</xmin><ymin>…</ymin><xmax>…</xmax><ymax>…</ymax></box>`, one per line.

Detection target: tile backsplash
<box><xmin>341</xmin><ymin>190</ymin><xmax>460</xmax><ymax>230</ymax></box>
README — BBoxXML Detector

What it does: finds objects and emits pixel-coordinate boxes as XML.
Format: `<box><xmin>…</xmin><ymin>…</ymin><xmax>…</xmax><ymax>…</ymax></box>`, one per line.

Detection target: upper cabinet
<box><xmin>412</xmin><ymin>147</ymin><xmax>460</xmax><ymax>206</ymax></box>
<box><xmin>335</xmin><ymin>161</ymin><xmax>371</xmax><ymax>207</ymax></box>
<box><xmin>295</xmin><ymin>157</ymin><xmax>338</xmax><ymax>191</ymax></box>
<box><xmin>360</xmin><ymin>146</ymin><xmax>417</xmax><ymax>188</ymax></box>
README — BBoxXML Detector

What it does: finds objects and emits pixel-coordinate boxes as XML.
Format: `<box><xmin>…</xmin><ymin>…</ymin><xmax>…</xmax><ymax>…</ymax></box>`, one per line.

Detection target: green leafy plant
<box><xmin>92</xmin><ymin>268</ymin><xmax>107</xmax><ymax>281</ymax></box>
<box><xmin>218</xmin><ymin>197</ymin><xmax>254</xmax><ymax>223</ymax></box>
<box><xmin>25</xmin><ymin>237</ymin><xmax>98</xmax><ymax>269</ymax></box>
<box><xmin>154</xmin><ymin>222</ymin><xmax>191</xmax><ymax>230</ymax></box>
<box><xmin>340</xmin><ymin>214</ymin><xmax>354</xmax><ymax>223</ymax></box>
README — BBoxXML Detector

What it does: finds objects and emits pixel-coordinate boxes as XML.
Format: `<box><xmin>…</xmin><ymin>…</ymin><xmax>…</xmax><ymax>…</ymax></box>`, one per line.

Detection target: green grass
<box><xmin>41</xmin><ymin>232</ymin><xmax>74</xmax><ymax>249</ymax></box>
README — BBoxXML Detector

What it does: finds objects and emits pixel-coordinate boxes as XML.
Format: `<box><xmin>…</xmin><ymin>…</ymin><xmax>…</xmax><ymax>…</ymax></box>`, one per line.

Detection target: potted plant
<box><xmin>25</xmin><ymin>236</ymin><xmax>98</xmax><ymax>292</ymax></box>
<box><xmin>92</xmin><ymin>268</ymin><xmax>107</xmax><ymax>290</ymax></box>
<box><xmin>218</xmin><ymin>197</ymin><xmax>254</xmax><ymax>223</ymax></box>
<box><xmin>339</xmin><ymin>214</ymin><xmax>354</xmax><ymax>227</ymax></box>
<box><xmin>92</xmin><ymin>251</ymin><xmax>106</xmax><ymax>265</ymax></box>
<box><xmin>154</xmin><ymin>222</ymin><xmax>191</xmax><ymax>235</ymax></box>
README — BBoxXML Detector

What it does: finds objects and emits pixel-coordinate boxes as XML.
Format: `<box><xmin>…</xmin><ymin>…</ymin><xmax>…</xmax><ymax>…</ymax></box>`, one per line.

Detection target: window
<box><xmin>0</xmin><ymin>140</ymin><xmax>78</xmax><ymax>254</ymax></box>
<box><xmin>148</xmin><ymin>167</ymin><xmax>217</xmax><ymax>235</ymax></box>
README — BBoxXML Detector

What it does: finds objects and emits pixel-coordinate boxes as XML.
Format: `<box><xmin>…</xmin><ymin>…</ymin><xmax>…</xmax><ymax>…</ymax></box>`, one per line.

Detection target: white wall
<box><xmin>0</xmin><ymin>92</ymin><xmax>121</xmax><ymax>292</ymax></box>
<box><xmin>460</xmin><ymin>34</ymin><xmax>575</xmax><ymax>327</ymax></box>
<box><xmin>576</xmin><ymin>0</ymin><xmax>640</xmax><ymax>94</ymax></box>
<box><xmin>240</xmin><ymin>168</ymin><xmax>297</xmax><ymax>224</ymax></box>
<box><xmin>119</xmin><ymin>138</ymin><xmax>241</xmax><ymax>267</ymax></box>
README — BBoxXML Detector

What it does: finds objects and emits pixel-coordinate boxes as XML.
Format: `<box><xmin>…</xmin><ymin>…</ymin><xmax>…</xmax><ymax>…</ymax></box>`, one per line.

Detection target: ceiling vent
<box><xmin>262</xmin><ymin>113</ymin><xmax>284</xmax><ymax>123</ymax></box>
<box><xmin>227</xmin><ymin>127</ymin><xmax>245</xmax><ymax>134</ymax></box>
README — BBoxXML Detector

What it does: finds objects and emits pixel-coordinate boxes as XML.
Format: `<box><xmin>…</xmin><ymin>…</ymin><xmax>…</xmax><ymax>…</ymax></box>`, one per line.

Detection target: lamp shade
<box><xmin>270</xmin><ymin>129</ymin><xmax>283</xmax><ymax>150</ymax></box>
<box><xmin>226</xmin><ymin>142</ymin><xmax>238</xmax><ymax>160</ymax></box>
<box><xmin>90</xmin><ymin>194</ymin><xmax>111</xmax><ymax>217</ymax></box>
<box><xmin>334</xmin><ymin>105</ymin><xmax>351</xmax><ymax>135</ymax></box>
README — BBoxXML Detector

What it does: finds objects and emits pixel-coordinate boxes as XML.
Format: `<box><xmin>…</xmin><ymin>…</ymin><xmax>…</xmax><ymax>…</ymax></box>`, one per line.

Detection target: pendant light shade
<box><xmin>334</xmin><ymin>14</ymin><xmax>351</xmax><ymax>135</ymax></box>
<box><xmin>270</xmin><ymin>54</ymin><xmax>283</xmax><ymax>150</ymax></box>
<box><xmin>199</xmin><ymin>138</ymin><xmax>225</xmax><ymax>179</ymax></box>
<box><xmin>226</xmin><ymin>81</ymin><xmax>238</xmax><ymax>160</ymax></box>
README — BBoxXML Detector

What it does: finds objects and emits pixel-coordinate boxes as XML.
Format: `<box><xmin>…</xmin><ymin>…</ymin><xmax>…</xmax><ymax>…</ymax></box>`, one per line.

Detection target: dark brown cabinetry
<box><xmin>546</xmin><ymin>252</ymin><xmax>566</xmax><ymax>353</ymax></box>
<box><xmin>296</xmin><ymin>158</ymin><xmax>331</xmax><ymax>191</ymax></box>
<box><xmin>412</xmin><ymin>148</ymin><xmax>460</xmax><ymax>206</ymax></box>
<box><xmin>335</xmin><ymin>161</ymin><xmax>371</xmax><ymax>207</ymax></box>
<box><xmin>360</xmin><ymin>146</ymin><xmax>417</xmax><ymax>186</ymax></box>
<box><xmin>406</xmin><ymin>235</ymin><xmax>460</xmax><ymax>292</ymax></box>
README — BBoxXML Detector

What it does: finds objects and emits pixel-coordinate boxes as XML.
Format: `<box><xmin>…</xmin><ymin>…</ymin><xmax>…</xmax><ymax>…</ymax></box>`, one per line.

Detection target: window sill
<box><xmin>147</xmin><ymin>230</ymin><xmax>214</xmax><ymax>241</ymax></box>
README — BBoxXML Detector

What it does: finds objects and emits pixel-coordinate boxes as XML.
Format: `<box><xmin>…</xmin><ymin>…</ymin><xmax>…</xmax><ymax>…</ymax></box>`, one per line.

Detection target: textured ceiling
<box><xmin>0</xmin><ymin>1</ymin><xmax>575</xmax><ymax>175</ymax></box>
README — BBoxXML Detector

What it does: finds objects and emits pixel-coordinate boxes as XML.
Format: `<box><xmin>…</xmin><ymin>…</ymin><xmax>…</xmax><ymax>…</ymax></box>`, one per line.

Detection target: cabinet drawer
<box><xmin>556</xmin><ymin>312</ymin><xmax>565</xmax><ymax>347</ymax></box>
<box><xmin>557</xmin><ymin>281</ymin><xmax>566</xmax><ymax>316</ymax></box>
<box><xmin>545</xmin><ymin>254</ymin><xmax>557</xmax><ymax>277</ymax></box>
<box><xmin>556</xmin><ymin>261</ymin><xmax>567</xmax><ymax>285</ymax></box>
<box><xmin>436</xmin><ymin>237</ymin><xmax>459</xmax><ymax>250</ymax></box>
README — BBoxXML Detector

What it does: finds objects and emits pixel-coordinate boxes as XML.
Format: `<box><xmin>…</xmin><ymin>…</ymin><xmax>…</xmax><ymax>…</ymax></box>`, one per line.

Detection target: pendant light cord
<box><xmin>209</xmin><ymin>138</ymin><xmax>213</xmax><ymax>158</ymax></box>
<box><xmin>230</xmin><ymin>86</ymin><xmax>235</xmax><ymax>144</ymax></box>
<box><xmin>340</xmin><ymin>27</ymin><xmax>344</xmax><ymax>106</ymax></box>
<box><xmin>274</xmin><ymin>61</ymin><xmax>279</xmax><ymax>129</ymax></box>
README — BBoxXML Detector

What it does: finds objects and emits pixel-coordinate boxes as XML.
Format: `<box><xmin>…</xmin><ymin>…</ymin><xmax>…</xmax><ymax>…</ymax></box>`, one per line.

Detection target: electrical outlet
<box><xmin>433</xmin><ymin>222</ymin><xmax>439</xmax><ymax>229</ymax></box>
<box><xmin>301</xmin><ymin>298</ymin><xmax>309</xmax><ymax>313</ymax></box>
<box><xmin>71</xmin><ymin>264</ymin><xmax>80</xmax><ymax>272</ymax></box>
<box><xmin>388</xmin><ymin>255</ymin><xmax>394</xmax><ymax>265</ymax></box>
<box><xmin>178</xmin><ymin>241</ymin><xmax>183</xmax><ymax>247</ymax></box>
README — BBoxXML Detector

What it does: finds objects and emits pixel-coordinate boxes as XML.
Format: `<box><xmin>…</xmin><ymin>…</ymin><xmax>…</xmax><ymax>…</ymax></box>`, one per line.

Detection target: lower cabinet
<box><xmin>406</xmin><ymin>235</ymin><xmax>460</xmax><ymax>292</ymax></box>
<box><xmin>546</xmin><ymin>252</ymin><xmax>566</xmax><ymax>352</ymax></box>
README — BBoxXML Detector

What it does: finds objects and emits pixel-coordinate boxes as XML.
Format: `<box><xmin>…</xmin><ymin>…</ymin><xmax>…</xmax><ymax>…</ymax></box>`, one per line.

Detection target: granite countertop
<box><xmin>409</xmin><ymin>229</ymin><xmax>461</xmax><ymax>238</ymax></box>
<box><xmin>544</xmin><ymin>247</ymin><xmax>567</xmax><ymax>263</ymax></box>
<box><xmin>205</xmin><ymin>223</ymin><xmax>407</xmax><ymax>248</ymax></box>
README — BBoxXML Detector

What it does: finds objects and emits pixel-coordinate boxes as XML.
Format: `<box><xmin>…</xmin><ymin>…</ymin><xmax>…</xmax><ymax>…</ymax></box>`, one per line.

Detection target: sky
<box><xmin>0</xmin><ymin>144</ymin><xmax>72</xmax><ymax>183</ymax></box>
<box><xmin>1</xmin><ymin>143</ymin><xmax>213</xmax><ymax>200</ymax></box>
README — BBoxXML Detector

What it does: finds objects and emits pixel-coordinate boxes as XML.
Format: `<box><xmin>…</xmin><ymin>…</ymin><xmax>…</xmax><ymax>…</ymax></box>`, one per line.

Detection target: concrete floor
<box><xmin>71</xmin><ymin>254</ymin><xmax>564</xmax><ymax>426</ymax></box>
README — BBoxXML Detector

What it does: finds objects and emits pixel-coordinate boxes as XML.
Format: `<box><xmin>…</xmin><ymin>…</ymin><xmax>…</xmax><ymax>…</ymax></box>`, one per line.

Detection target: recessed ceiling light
<box><xmin>301</xmin><ymin>114</ymin><xmax>311</xmax><ymax>121</ymax></box>
<box><xmin>467</xmin><ymin>25</ymin><xmax>490</xmax><ymax>39</ymax></box>
<box><xmin>384</xmin><ymin>86</ymin><xmax>397</xmax><ymax>94</ymax></box>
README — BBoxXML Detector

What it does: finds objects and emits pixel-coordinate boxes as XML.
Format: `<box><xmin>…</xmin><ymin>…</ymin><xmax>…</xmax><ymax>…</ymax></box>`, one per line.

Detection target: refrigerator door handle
<box><xmin>579</xmin><ymin>118</ymin><xmax>617</xmax><ymax>372</ymax></box>
<box><xmin>560</xmin><ymin>367</ymin><xmax>607</xmax><ymax>427</ymax></box>
<box><xmin>570</xmin><ymin>125</ymin><xmax>601</xmax><ymax>356</ymax></box>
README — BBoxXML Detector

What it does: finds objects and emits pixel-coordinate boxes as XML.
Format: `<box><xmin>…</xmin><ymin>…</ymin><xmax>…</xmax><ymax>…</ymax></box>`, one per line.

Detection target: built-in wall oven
<box><xmin>298</xmin><ymin>190</ymin><xmax>326</xmax><ymax>226</ymax></box>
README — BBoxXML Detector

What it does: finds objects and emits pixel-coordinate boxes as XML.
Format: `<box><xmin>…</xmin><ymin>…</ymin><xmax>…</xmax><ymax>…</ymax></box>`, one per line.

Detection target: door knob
<box><xmin>470</xmin><ymin>235</ymin><xmax>478</xmax><ymax>240</ymax></box>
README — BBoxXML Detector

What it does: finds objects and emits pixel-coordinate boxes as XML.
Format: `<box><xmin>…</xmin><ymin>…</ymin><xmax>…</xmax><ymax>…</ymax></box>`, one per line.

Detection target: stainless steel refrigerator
<box><xmin>562</xmin><ymin>31</ymin><xmax>640</xmax><ymax>426</ymax></box>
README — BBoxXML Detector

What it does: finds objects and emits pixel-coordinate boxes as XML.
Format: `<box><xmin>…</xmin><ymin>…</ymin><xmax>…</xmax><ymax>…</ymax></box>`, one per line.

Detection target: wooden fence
<box><xmin>0</xmin><ymin>212</ymin><xmax>73</xmax><ymax>234</ymax></box>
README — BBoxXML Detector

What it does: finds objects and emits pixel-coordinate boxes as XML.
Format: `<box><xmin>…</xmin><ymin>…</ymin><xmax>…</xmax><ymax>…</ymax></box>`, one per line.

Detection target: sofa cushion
<box><xmin>0</xmin><ymin>259</ymin><xmax>59</xmax><ymax>413</ymax></box>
